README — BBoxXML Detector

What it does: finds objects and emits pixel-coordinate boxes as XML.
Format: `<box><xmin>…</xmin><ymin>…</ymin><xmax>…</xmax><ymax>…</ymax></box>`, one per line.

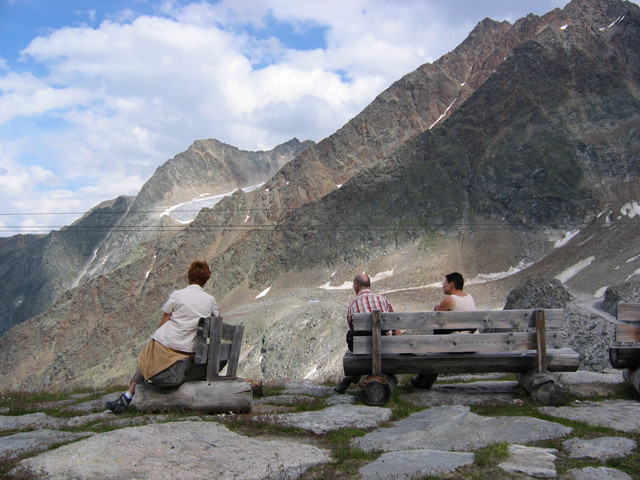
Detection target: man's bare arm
<box><xmin>434</xmin><ymin>296</ymin><xmax>455</xmax><ymax>311</ymax></box>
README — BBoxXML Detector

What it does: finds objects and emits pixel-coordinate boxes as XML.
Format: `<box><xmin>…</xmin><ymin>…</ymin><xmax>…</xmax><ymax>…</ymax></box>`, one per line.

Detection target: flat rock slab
<box><xmin>353</xmin><ymin>405</ymin><xmax>573</xmax><ymax>452</ymax></box>
<box><xmin>358</xmin><ymin>448</ymin><xmax>475</xmax><ymax>480</ymax></box>
<box><xmin>498</xmin><ymin>444</ymin><xmax>558</xmax><ymax>478</ymax></box>
<box><xmin>0</xmin><ymin>430</ymin><xmax>94</xmax><ymax>460</ymax></box>
<box><xmin>264</xmin><ymin>378</ymin><xmax>335</xmax><ymax>397</ymax></box>
<box><xmin>556</xmin><ymin>372</ymin><xmax>625</xmax><ymax>398</ymax></box>
<box><xmin>404</xmin><ymin>380</ymin><xmax>522</xmax><ymax>407</ymax></box>
<box><xmin>0</xmin><ymin>411</ymin><xmax>112</xmax><ymax>431</ymax></box>
<box><xmin>540</xmin><ymin>400</ymin><xmax>640</xmax><ymax>433</ymax></box>
<box><xmin>255</xmin><ymin>394</ymin><xmax>317</xmax><ymax>406</ymax></box>
<box><xmin>567</xmin><ymin>466</ymin><xmax>633</xmax><ymax>480</ymax></box>
<box><xmin>563</xmin><ymin>436</ymin><xmax>637</xmax><ymax>460</ymax></box>
<box><xmin>17</xmin><ymin>420</ymin><xmax>331</xmax><ymax>480</ymax></box>
<box><xmin>254</xmin><ymin>404</ymin><xmax>392</xmax><ymax>434</ymax></box>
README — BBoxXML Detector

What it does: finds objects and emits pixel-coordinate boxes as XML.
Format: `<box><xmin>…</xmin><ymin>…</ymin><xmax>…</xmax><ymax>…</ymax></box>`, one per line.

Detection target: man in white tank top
<box><xmin>412</xmin><ymin>272</ymin><xmax>476</xmax><ymax>389</ymax></box>
<box><xmin>434</xmin><ymin>272</ymin><xmax>476</xmax><ymax>311</ymax></box>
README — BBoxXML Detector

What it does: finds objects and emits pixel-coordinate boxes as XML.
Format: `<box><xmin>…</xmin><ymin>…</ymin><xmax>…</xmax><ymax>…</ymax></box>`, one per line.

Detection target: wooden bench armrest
<box><xmin>195</xmin><ymin>316</ymin><xmax>244</xmax><ymax>381</ymax></box>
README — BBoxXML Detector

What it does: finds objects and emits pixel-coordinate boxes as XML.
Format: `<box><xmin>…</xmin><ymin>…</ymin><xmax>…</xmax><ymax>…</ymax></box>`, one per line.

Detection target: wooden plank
<box><xmin>617</xmin><ymin>303</ymin><xmax>640</xmax><ymax>323</ymax></box>
<box><xmin>535</xmin><ymin>309</ymin><xmax>547</xmax><ymax>373</ymax></box>
<box><xmin>197</xmin><ymin>316</ymin><xmax>211</xmax><ymax>338</ymax></box>
<box><xmin>351</xmin><ymin>309</ymin><xmax>564</xmax><ymax>331</ymax></box>
<box><xmin>352</xmin><ymin>331</ymin><xmax>565</xmax><ymax>354</ymax></box>
<box><xmin>226</xmin><ymin>324</ymin><xmax>244</xmax><ymax>377</ymax></box>
<box><xmin>372</xmin><ymin>310</ymin><xmax>382</xmax><ymax>376</ymax></box>
<box><xmin>206</xmin><ymin>317</ymin><xmax>223</xmax><ymax>382</ymax></box>
<box><xmin>222</xmin><ymin>322</ymin><xmax>237</xmax><ymax>340</ymax></box>
<box><xmin>194</xmin><ymin>340</ymin><xmax>208</xmax><ymax>364</ymax></box>
<box><xmin>343</xmin><ymin>348</ymin><xmax>580</xmax><ymax>376</ymax></box>
<box><xmin>615</xmin><ymin>323</ymin><xmax>640</xmax><ymax>343</ymax></box>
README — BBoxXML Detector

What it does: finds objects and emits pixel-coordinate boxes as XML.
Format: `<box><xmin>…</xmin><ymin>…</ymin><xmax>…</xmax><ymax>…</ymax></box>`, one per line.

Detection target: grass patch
<box><xmin>0</xmin><ymin>454</ymin><xmax>45</xmax><ymax>480</ymax></box>
<box><xmin>474</xmin><ymin>441</ymin><xmax>509</xmax><ymax>468</ymax></box>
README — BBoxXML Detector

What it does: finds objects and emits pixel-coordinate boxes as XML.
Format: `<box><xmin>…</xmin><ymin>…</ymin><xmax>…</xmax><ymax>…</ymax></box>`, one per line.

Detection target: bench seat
<box><xmin>342</xmin><ymin>308</ymin><xmax>580</xmax><ymax>406</ymax></box>
<box><xmin>343</xmin><ymin>348</ymin><xmax>580</xmax><ymax>376</ymax></box>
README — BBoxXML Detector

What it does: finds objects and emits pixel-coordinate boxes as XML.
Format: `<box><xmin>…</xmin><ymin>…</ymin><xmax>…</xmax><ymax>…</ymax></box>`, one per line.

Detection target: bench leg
<box><xmin>517</xmin><ymin>370</ymin><xmax>567</xmax><ymax>406</ymax></box>
<box><xmin>361</xmin><ymin>374</ymin><xmax>397</xmax><ymax>406</ymax></box>
<box><xmin>623</xmin><ymin>367</ymin><xmax>640</xmax><ymax>395</ymax></box>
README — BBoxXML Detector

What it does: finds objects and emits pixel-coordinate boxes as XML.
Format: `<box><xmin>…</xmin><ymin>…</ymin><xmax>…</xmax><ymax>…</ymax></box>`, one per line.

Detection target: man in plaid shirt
<box><xmin>334</xmin><ymin>274</ymin><xmax>399</xmax><ymax>394</ymax></box>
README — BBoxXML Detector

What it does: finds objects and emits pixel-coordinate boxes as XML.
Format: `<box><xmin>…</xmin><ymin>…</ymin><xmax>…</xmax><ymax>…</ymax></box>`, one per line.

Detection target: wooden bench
<box><xmin>134</xmin><ymin>316</ymin><xmax>252</xmax><ymax>413</ymax></box>
<box><xmin>343</xmin><ymin>309</ymin><xmax>580</xmax><ymax>406</ymax></box>
<box><xmin>609</xmin><ymin>303</ymin><xmax>640</xmax><ymax>395</ymax></box>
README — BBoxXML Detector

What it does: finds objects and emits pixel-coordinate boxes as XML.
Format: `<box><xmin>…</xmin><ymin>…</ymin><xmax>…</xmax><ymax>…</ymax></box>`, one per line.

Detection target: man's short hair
<box><xmin>188</xmin><ymin>261</ymin><xmax>211</xmax><ymax>287</ymax></box>
<box><xmin>354</xmin><ymin>274</ymin><xmax>371</xmax><ymax>288</ymax></box>
<box><xmin>445</xmin><ymin>272</ymin><xmax>464</xmax><ymax>290</ymax></box>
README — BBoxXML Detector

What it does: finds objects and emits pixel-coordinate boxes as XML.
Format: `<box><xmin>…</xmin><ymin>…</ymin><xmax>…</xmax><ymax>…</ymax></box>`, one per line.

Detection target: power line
<box><xmin>0</xmin><ymin>220</ymin><xmax>636</xmax><ymax>235</ymax></box>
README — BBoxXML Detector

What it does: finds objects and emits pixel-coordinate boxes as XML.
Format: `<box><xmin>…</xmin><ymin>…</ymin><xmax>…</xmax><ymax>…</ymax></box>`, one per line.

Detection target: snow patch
<box><xmin>319</xmin><ymin>270</ymin><xmax>394</xmax><ymax>290</ymax></box>
<box><xmin>627</xmin><ymin>268</ymin><xmax>640</xmax><ymax>282</ymax></box>
<box><xmin>627</xmin><ymin>255</ymin><xmax>640</xmax><ymax>263</ymax></box>
<box><xmin>429</xmin><ymin>99</ymin><xmax>457</xmax><ymax>129</ymax></box>
<box><xmin>468</xmin><ymin>262</ymin><xmax>532</xmax><ymax>284</ymax></box>
<box><xmin>553</xmin><ymin>230</ymin><xmax>581</xmax><ymax>248</ymax></box>
<box><xmin>594</xmin><ymin>286</ymin><xmax>608</xmax><ymax>298</ymax></box>
<box><xmin>256</xmin><ymin>287</ymin><xmax>271</xmax><ymax>299</ymax></box>
<box><xmin>162</xmin><ymin>183</ymin><xmax>264</xmax><ymax>223</ymax></box>
<box><xmin>555</xmin><ymin>256</ymin><xmax>595</xmax><ymax>283</ymax></box>
<box><xmin>608</xmin><ymin>15</ymin><xmax>625</xmax><ymax>28</ymax></box>
<box><xmin>620</xmin><ymin>201</ymin><xmax>640</xmax><ymax>218</ymax></box>
<box><xmin>319</xmin><ymin>281</ymin><xmax>353</xmax><ymax>290</ymax></box>
<box><xmin>560</xmin><ymin>24</ymin><xmax>569</xmax><ymax>30</ymax></box>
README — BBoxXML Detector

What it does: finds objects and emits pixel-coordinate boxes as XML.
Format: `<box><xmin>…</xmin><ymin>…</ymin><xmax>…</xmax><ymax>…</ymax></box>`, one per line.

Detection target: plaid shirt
<box><xmin>346</xmin><ymin>289</ymin><xmax>394</xmax><ymax>330</ymax></box>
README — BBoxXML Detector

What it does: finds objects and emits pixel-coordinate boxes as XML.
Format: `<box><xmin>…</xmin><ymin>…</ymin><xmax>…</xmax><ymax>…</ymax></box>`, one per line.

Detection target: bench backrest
<box><xmin>351</xmin><ymin>309</ymin><xmax>565</xmax><ymax>375</ymax></box>
<box><xmin>194</xmin><ymin>316</ymin><xmax>244</xmax><ymax>381</ymax></box>
<box><xmin>614</xmin><ymin>303</ymin><xmax>640</xmax><ymax>343</ymax></box>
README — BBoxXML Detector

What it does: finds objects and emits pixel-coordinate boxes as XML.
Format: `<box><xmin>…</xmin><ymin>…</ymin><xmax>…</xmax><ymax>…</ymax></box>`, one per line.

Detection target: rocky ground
<box><xmin>1</xmin><ymin>371</ymin><xmax>639</xmax><ymax>479</ymax></box>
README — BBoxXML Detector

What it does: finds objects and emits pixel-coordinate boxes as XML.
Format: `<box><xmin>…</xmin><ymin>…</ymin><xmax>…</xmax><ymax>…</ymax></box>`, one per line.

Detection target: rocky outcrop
<box><xmin>504</xmin><ymin>278</ymin><xmax>575</xmax><ymax>309</ymax></box>
<box><xmin>602</xmin><ymin>281</ymin><xmax>640</xmax><ymax>315</ymax></box>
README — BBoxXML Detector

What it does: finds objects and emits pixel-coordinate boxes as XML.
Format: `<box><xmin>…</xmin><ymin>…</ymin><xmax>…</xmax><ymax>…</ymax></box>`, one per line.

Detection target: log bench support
<box><xmin>609</xmin><ymin>303</ymin><xmax>640</xmax><ymax>395</ymax></box>
<box><xmin>134</xmin><ymin>316</ymin><xmax>252</xmax><ymax>413</ymax></box>
<box><xmin>345</xmin><ymin>308</ymin><xmax>580</xmax><ymax>406</ymax></box>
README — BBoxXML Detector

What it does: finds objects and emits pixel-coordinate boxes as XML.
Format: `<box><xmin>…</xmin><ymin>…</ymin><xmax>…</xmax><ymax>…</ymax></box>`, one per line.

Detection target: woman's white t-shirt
<box><xmin>152</xmin><ymin>284</ymin><xmax>219</xmax><ymax>353</ymax></box>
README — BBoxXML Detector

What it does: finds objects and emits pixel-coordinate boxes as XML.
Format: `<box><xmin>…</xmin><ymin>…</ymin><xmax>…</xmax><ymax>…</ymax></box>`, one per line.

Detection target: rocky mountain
<box><xmin>1</xmin><ymin>0</ymin><xmax>639</xmax><ymax>392</ymax></box>
<box><xmin>0</xmin><ymin>138</ymin><xmax>312</xmax><ymax>336</ymax></box>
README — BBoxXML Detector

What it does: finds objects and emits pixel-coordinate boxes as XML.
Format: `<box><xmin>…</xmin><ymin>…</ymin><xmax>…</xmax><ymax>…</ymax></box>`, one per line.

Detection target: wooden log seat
<box><xmin>134</xmin><ymin>316</ymin><xmax>252</xmax><ymax>413</ymax></box>
<box><xmin>609</xmin><ymin>303</ymin><xmax>640</xmax><ymax>395</ymax></box>
<box><xmin>343</xmin><ymin>308</ymin><xmax>580</xmax><ymax>406</ymax></box>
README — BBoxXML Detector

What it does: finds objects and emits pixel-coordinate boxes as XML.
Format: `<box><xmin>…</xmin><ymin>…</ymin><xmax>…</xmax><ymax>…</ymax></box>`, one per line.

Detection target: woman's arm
<box><xmin>157</xmin><ymin>312</ymin><xmax>172</xmax><ymax>328</ymax></box>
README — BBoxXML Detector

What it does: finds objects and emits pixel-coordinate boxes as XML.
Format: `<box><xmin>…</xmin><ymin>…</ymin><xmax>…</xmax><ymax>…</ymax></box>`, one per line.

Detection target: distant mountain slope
<box><xmin>0</xmin><ymin>139</ymin><xmax>312</xmax><ymax>335</ymax></box>
<box><xmin>0</xmin><ymin>196</ymin><xmax>135</xmax><ymax>337</ymax></box>
<box><xmin>0</xmin><ymin>0</ymin><xmax>639</xmax><ymax>391</ymax></box>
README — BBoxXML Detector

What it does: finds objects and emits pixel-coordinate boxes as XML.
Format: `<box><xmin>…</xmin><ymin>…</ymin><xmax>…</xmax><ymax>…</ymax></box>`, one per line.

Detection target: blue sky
<box><xmin>0</xmin><ymin>0</ymin><xmax>615</xmax><ymax>235</ymax></box>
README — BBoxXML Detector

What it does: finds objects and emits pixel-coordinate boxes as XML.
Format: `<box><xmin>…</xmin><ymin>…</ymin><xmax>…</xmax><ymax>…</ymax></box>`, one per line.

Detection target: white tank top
<box><xmin>449</xmin><ymin>293</ymin><xmax>476</xmax><ymax>311</ymax></box>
